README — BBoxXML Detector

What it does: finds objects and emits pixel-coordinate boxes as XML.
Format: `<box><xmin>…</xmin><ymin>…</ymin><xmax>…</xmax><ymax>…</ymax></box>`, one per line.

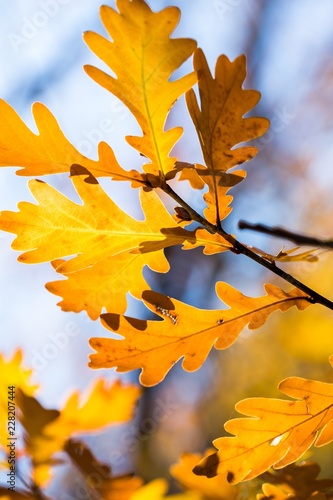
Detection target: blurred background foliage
<box><xmin>1</xmin><ymin>0</ymin><xmax>333</xmax><ymax>496</ymax></box>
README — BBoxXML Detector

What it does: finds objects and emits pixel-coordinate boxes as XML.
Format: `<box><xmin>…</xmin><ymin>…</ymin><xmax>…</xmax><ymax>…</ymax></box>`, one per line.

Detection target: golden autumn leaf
<box><xmin>0</xmin><ymin>165</ymin><xmax>199</xmax><ymax>316</ymax></box>
<box><xmin>257</xmin><ymin>461</ymin><xmax>333</xmax><ymax>499</ymax></box>
<box><xmin>46</xmin><ymin>253</ymin><xmax>166</xmax><ymax>320</ymax></box>
<box><xmin>84</xmin><ymin>0</ymin><xmax>197</xmax><ymax>183</ymax></box>
<box><xmin>0</xmin><ymin>350</ymin><xmax>38</xmax><ymax>448</ymax></box>
<box><xmin>17</xmin><ymin>379</ymin><xmax>141</xmax><ymax>486</ymax></box>
<box><xmin>171</xmin><ymin>449</ymin><xmax>240</xmax><ymax>499</ymax></box>
<box><xmin>184</xmin><ymin>49</ymin><xmax>269</xmax><ymax>224</ymax></box>
<box><xmin>0</xmin><ymin>100</ymin><xmax>143</xmax><ymax>183</ymax></box>
<box><xmin>193</xmin><ymin>356</ymin><xmax>333</xmax><ymax>484</ymax></box>
<box><xmin>89</xmin><ymin>283</ymin><xmax>310</xmax><ymax>386</ymax></box>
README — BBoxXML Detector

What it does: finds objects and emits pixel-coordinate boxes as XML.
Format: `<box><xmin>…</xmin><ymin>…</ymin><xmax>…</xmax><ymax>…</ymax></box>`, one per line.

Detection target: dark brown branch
<box><xmin>238</xmin><ymin>220</ymin><xmax>333</xmax><ymax>249</ymax></box>
<box><xmin>161</xmin><ymin>182</ymin><xmax>333</xmax><ymax>312</ymax></box>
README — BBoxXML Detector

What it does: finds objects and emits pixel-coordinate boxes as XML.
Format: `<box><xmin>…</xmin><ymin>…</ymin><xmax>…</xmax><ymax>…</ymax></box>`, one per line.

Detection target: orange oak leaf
<box><xmin>171</xmin><ymin>449</ymin><xmax>240</xmax><ymax>499</ymax></box>
<box><xmin>84</xmin><ymin>0</ymin><xmax>197</xmax><ymax>183</ymax></box>
<box><xmin>184</xmin><ymin>49</ymin><xmax>269</xmax><ymax>224</ymax></box>
<box><xmin>46</xmin><ymin>252</ymin><xmax>167</xmax><ymax>320</ymax></box>
<box><xmin>89</xmin><ymin>283</ymin><xmax>310</xmax><ymax>386</ymax></box>
<box><xmin>17</xmin><ymin>379</ymin><xmax>141</xmax><ymax>486</ymax></box>
<box><xmin>193</xmin><ymin>356</ymin><xmax>333</xmax><ymax>484</ymax></box>
<box><xmin>0</xmin><ymin>165</ymin><xmax>198</xmax><ymax>316</ymax></box>
<box><xmin>182</xmin><ymin>228</ymin><xmax>232</xmax><ymax>255</ymax></box>
<box><xmin>46</xmin><ymin>224</ymin><xmax>232</xmax><ymax>319</ymax></box>
<box><xmin>0</xmin><ymin>100</ymin><xmax>144</xmax><ymax>184</ymax></box>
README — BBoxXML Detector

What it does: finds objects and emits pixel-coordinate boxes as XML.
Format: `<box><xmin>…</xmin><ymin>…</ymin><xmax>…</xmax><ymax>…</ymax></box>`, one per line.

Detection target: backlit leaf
<box><xmin>171</xmin><ymin>449</ymin><xmax>240</xmax><ymax>499</ymax></box>
<box><xmin>89</xmin><ymin>283</ymin><xmax>310</xmax><ymax>386</ymax></box>
<box><xmin>0</xmin><ymin>100</ymin><xmax>143</xmax><ymax>183</ymax></box>
<box><xmin>0</xmin><ymin>165</ymin><xmax>196</xmax><ymax>316</ymax></box>
<box><xmin>84</xmin><ymin>0</ymin><xmax>197</xmax><ymax>183</ymax></box>
<box><xmin>185</xmin><ymin>49</ymin><xmax>269</xmax><ymax>224</ymax></box>
<box><xmin>193</xmin><ymin>357</ymin><xmax>333</xmax><ymax>483</ymax></box>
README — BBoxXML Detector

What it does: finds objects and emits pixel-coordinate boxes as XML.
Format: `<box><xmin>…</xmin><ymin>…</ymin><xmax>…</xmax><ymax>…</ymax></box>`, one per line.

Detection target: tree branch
<box><xmin>161</xmin><ymin>182</ymin><xmax>333</xmax><ymax>311</ymax></box>
<box><xmin>238</xmin><ymin>220</ymin><xmax>333</xmax><ymax>249</ymax></box>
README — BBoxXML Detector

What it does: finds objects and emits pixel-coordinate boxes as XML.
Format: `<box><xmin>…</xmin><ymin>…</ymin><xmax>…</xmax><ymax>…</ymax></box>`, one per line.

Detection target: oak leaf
<box><xmin>0</xmin><ymin>100</ymin><xmax>144</xmax><ymax>183</ymax></box>
<box><xmin>89</xmin><ymin>283</ymin><xmax>310</xmax><ymax>386</ymax></box>
<box><xmin>84</xmin><ymin>0</ymin><xmax>197</xmax><ymax>183</ymax></box>
<box><xmin>17</xmin><ymin>379</ymin><xmax>141</xmax><ymax>486</ymax></box>
<box><xmin>193</xmin><ymin>356</ymin><xmax>333</xmax><ymax>484</ymax></box>
<box><xmin>184</xmin><ymin>49</ymin><xmax>269</xmax><ymax>224</ymax></box>
<box><xmin>0</xmin><ymin>165</ymin><xmax>197</xmax><ymax>316</ymax></box>
<box><xmin>171</xmin><ymin>449</ymin><xmax>240</xmax><ymax>499</ymax></box>
<box><xmin>46</xmin><ymin>253</ymin><xmax>166</xmax><ymax>320</ymax></box>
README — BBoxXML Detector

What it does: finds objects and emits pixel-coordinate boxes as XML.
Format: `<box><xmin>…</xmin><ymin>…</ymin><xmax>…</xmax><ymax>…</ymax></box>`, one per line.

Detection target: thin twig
<box><xmin>238</xmin><ymin>220</ymin><xmax>333</xmax><ymax>249</ymax></box>
<box><xmin>161</xmin><ymin>182</ymin><xmax>333</xmax><ymax>311</ymax></box>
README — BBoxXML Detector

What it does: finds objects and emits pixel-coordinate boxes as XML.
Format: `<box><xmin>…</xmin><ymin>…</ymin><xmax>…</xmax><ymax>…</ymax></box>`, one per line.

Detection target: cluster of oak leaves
<box><xmin>1</xmin><ymin>0</ymin><xmax>333</xmax><ymax>498</ymax></box>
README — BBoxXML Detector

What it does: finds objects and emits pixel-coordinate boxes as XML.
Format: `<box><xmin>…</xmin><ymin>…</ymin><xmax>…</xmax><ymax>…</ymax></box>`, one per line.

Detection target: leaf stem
<box><xmin>161</xmin><ymin>182</ymin><xmax>333</xmax><ymax>311</ymax></box>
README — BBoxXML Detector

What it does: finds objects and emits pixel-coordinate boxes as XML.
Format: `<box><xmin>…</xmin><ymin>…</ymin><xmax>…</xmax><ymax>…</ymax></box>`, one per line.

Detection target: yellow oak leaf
<box><xmin>17</xmin><ymin>379</ymin><xmax>141</xmax><ymax>486</ymax></box>
<box><xmin>193</xmin><ymin>357</ymin><xmax>333</xmax><ymax>484</ymax></box>
<box><xmin>84</xmin><ymin>0</ymin><xmax>197</xmax><ymax>183</ymax></box>
<box><xmin>183</xmin><ymin>228</ymin><xmax>232</xmax><ymax>255</ymax></box>
<box><xmin>46</xmin><ymin>252</ymin><xmax>167</xmax><ymax>320</ymax></box>
<box><xmin>0</xmin><ymin>350</ymin><xmax>38</xmax><ymax>448</ymax></box>
<box><xmin>171</xmin><ymin>449</ymin><xmax>240</xmax><ymax>499</ymax></box>
<box><xmin>89</xmin><ymin>283</ymin><xmax>310</xmax><ymax>386</ymax></box>
<box><xmin>0</xmin><ymin>165</ymin><xmax>196</xmax><ymax>315</ymax></box>
<box><xmin>185</xmin><ymin>49</ymin><xmax>269</xmax><ymax>224</ymax></box>
<box><xmin>0</xmin><ymin>100</ymin><xmax>143</xmax><ymax>183</ymax></box>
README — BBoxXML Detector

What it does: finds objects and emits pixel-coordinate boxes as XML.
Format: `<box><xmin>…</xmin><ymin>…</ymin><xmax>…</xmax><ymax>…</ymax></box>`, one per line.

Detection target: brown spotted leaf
<box><xmin>89</xmin><ymin>283</ymin><xmax>310</xmax><ymax>386</ymax></box>
<box><xmin>184</xmin><ymin>49</ymin><xmax>269</xmax><ymax>224</ymax></box>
